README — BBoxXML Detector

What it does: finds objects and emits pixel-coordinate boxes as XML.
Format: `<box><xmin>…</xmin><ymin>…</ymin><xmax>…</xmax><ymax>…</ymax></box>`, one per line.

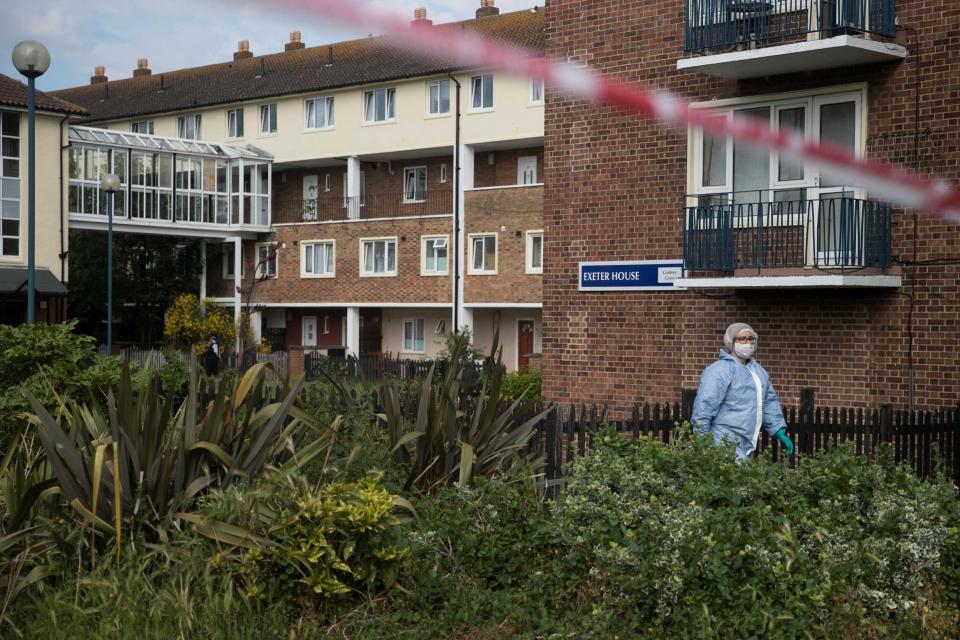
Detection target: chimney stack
<box><xmin>476</xmin><ymin>0</ymin><xmax>499</xmax><ymax>18</ymax></box>
<box><xmin>133</xmin><ymin>58</ymin><xmax>152</xmax><ymax>77</ymax></box>
<box><xmin>234</xmin><ymin>40</ymin><xmax>253</xmax><ymax>61</ymax></box>
<box><xmin>90</xmin><ymin>65</ymin><xmax>107</xmax><ymax>84</ymax></box>
<box><xmin>411</xmin><ymin>7</ymin><xmax>433</xmax><ymax>28</ymax></box>
<box><xmin>285</xmin><ymin>31</ymin><xmax>305</xmax><ymax>51</ymax></box>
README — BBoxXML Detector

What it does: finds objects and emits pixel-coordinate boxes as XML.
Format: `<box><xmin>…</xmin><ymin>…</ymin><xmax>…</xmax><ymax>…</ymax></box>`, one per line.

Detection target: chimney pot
<box><xmin>234</xmin><ymin>40</ymin><xmax>253</xmax><ymax>60</ymax></box>
<box><xmin>133</xmin><ymin>57</ymin><xmax>152</xmax><ymax>77</ymax></box>
<box><xmin>411</xmin><ymin>7</ymin><xmax>433</xmax><ymax>27</ymax></box>
<box><xmin>326</xmin><ymin>45</ymin><xmax>334</xmax><ymax>66</ymax></box>
<box><xmin>476</xmin><ymin>0</ymin><xmax>499</xmax><ymax>18</ymax></box>
<box><xmin>285</xmin><ymin>30</ymin><xmax>305</xmax><ymax>51</ymax></box>
<box><xmin>91</xmin><ymin>65</ymin><xmax>107</xmax><ymax>84</ymax></box>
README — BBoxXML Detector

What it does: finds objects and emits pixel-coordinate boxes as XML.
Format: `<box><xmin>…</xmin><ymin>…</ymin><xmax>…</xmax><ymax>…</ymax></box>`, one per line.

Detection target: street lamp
<box><xmin>11</xmin><ymin>41</ymin><xmax>50</xmax><ymax>325</ymax></box>
<box><xmin>100</xmin><ymin>173</ymin><xmax>121</xmax><ymax>353</ymax></box>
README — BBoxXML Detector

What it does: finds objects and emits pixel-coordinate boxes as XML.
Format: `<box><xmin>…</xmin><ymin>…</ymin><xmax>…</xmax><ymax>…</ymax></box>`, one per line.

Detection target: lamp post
<box><xmin>100</xmin><ymin>173</ymin><xmax>121</xmax><ymax>353</ymax></box>
<box><xmin>11</xmin><ymin>41</ymin><xmax>51</xmax><ymax>325</ymax></box>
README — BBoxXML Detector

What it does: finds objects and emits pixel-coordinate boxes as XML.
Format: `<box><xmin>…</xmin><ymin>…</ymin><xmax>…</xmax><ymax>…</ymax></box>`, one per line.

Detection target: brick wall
<box><xmin>543</xmin><ymin>0</ymin><xmax>960</xmax><ymax>415</ymax></box>
<box><xmin>464</xmin><ymin>185</ymin><xmax>543</xmax><ymax>303</ymax></box>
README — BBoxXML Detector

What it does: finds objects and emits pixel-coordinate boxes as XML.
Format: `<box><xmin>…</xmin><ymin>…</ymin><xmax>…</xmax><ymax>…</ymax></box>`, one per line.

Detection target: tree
<box><xmin>164</xmin><ymin>294</ymin><xmax>236</xmax><ymax>351</ymax></box>
<box><xmin>68</xmin><ymin>231</ymin><xmax>204</xmax><ymax>346</ymax></box>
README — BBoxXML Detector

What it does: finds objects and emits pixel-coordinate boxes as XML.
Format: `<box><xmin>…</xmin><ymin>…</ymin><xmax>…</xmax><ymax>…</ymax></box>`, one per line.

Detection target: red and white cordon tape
<box><xmin>274</xmin><ymin>0</ymin><xmax>960</xmax><ymax>223</ymax></box>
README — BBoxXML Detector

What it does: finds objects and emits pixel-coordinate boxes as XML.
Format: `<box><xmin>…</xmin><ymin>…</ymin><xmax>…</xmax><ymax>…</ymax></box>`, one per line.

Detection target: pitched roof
<box><xmin>0</xmin><ymin>74</ymin><xmax>86</xmax><ymax>116</ymax></box>
<box><xmin>50</xmin><ymin>9</ymin><xmax>545</xmax><ymax>124</ymax></box>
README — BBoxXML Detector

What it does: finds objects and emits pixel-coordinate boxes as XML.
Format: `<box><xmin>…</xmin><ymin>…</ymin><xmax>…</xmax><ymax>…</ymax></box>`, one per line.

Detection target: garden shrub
<box><xmin>553</xmin><ymin>428</ymin><xmax>960</xmax><ymax>638</ymax></box>
<box><xmin>499</xmin><ymin>367</ymin><xmax>541</xmax><ymax>402</ymax></box>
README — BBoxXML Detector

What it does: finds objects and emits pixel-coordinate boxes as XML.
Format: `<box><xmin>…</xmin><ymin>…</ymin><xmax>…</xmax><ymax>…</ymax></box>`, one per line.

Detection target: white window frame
<box><xmin>177</xmin><ymin>114</ymin><xmax>201</xmax><ymax>140</ymax></box>
<box><xmin>300</xmin><ymin>239</ymin><xmax>336</xmax><ymax>278</ymax></box>
<box><xmin>0</xmin><ymin>111</ymin><xmax>21</xmax><ymax>259</ymax></box>
<box><xmin>439</xmin><ymin>163</ymin><xmax>448</xmax><ymax>184</ymax></box>
<box><xmin>421</xmin><ymin>234</ymin><xmax>450</xmax><ymax>276</ymax></box>
<box><xmin>324</xmin><ymin>174</ymin><xmax>332</xmax><ymax>192</ymax></box>
<box><xmin>322</xmin><ymin>315</ymin><xmax>330</xmax><ymax>334</ymax></box>
<box><xmin>304</xmin><ymin>96</ymin><xmax>335</xmax><ymax>131</ymax></box>
<box><xmin>530</xmin><ymin>78</ymin><xmax>544</xmax><ymax>105</ymax></box>
<box><xmin>259</xmin><ymin>103</ymin><xmax>278</xmax><ymax>135</ymax></box>
<box><xmin>468</xmin><ymin>232</ymin><xmax>498</xmax><ymax>275</ymax></box>
<box><xmin>226</xmin><ymin>108</ymin><xmax>244</xmax><ymax>139</ymax></box>
<box><xmin>131</xmin><ymin>120</ymin><xmax>155</xmax><ymax>135</ymax></box>
<box><xmin>518</xmin><ymin>155</ymin><xmax>538</xmax><ymax>185</ymax></box>
<box><xmin>469</xmin><ymin>74</ymin><xmax>494</xmax><ymax>112</ymax></box>
<box><xmin>426</xmin><ymin>79</ymin><xmax>451</xmax><ymax>117</ymax></box>
<box><xmin>402</xmin><ymin>318</ymin><xmax>426</xmax><ymax>354</ymax></box>
<box><xmin>403</xmin><ymin>166</ymin><xmax>427</xmax><ymax>203</ymax></box>
<box><xmin>221</xmin><ymin>243</ymin><xmax>243</xmax><ymax>279</ymax></box>
<box><xmin>255</xmin><ymin>242</ymin><xmax>277</xmax><ymax>279</ymax></box>
<box><xmin>359</xmin><ymin>236</ymin><xmax>398</xmax><ymax>277</ymax></box>
<box><xmin>525</xmin><ymin>230</ymin><xmax>543</xmax><ymax>274</ymax></box>
<box><xmin>362</xmin><ymin>87</ymin><xmax>397</xmax><ymax>124</ymax></box>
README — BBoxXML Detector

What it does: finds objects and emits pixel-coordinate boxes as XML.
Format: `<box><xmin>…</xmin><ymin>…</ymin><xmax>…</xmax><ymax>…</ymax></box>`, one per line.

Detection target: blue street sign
<box><xmin>578</xmin><ymin>260</ymin><xmax>685</xmax><ymax>292</ymax></box>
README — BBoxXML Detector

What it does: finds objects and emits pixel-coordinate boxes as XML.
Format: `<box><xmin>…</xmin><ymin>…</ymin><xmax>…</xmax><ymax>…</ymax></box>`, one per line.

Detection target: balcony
<box><xmin>274</xmin><ymin>189</ymin><xmax>453</xmax><ymax>224</ymax></box>
<box><xmin>679</xmin><ymin>0</ymin><xmax>905</xmax><ymax>79</ymax></box>
<box><xmin>678</xmin><ymin>190</ymin><xmax>901</xmax><ymax>288</ymax></box>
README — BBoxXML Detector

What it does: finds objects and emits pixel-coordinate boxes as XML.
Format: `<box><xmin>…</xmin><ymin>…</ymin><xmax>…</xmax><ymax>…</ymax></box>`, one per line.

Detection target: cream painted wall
<box><xmin>381</xmin><ymin>306</ymin><xmax>452</xmax><ymax>359</ymax></box>
<box><xmin>99</xmin><ymin>72</ymin><xmax>543</xmax><ymax>163</ymax></box>
<box><xmin>0</xmin><ymin>110</ymin><xmax>69</xmax><ymax>282</ymax></box>
<box><xmin>472</xmin><ymin>307</ymin><xmax>542</xmax><ymax>372</ymax></box>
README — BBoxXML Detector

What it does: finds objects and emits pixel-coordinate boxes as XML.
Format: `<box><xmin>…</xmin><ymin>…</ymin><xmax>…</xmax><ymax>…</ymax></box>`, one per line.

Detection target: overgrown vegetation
<box><xmin>2</xmin><ymin>326</ymin><xmax>959</xmax><ymax>639</ymax></box>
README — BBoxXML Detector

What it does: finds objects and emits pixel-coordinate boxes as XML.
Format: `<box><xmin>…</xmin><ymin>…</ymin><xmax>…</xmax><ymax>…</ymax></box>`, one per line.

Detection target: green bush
<box><xmin>499</xmin><ymin>367</ymin><xmax>541</xmax><ymax>402</ymax></box>
<box><xmin>553</xmin><ymin>427</ymin><xmax>960</xmax><ymax>638</ymax></box>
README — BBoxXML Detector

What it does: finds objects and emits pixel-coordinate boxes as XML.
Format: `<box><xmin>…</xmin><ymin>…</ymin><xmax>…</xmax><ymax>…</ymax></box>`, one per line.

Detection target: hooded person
<box><xmin>691</xmin><ymin>323</ymin><xmax>794</xmax><ymax>460</ymax></box>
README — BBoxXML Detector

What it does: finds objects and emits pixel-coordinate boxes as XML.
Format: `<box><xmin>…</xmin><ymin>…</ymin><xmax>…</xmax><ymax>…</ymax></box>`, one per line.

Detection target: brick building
<box><xmin>51</xmin><ymin>2</ymin><xmax>546</xmax><ymax>374</ymax></box>
<box><xmin>543</xmin><ymin>0</ymin><xmax>959</xmax><ymax>413</ymax></box>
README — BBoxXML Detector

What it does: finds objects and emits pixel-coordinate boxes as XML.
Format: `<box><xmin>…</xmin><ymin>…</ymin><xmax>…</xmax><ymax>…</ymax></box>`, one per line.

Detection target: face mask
<box><xmin>734</xmin><ymin>342</ymin><xmax>756</xmax><ymax>359</ymax></box>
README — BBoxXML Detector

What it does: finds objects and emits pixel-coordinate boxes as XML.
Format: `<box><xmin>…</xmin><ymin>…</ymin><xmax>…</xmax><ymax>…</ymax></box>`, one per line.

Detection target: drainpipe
<box><xmin>449</xmin><ymin>73</ymin><xmax>461</xmax><ymax>332</ymax></box>
<box><xmin>58</xmin><ymin>115</ymin><xmax>69</xmax><ymax>283</ymax></box>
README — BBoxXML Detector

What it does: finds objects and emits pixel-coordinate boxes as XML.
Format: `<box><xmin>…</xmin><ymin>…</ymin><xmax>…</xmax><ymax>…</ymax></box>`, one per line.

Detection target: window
<box><xmin>531</xmin><ymin>78</ymin><xmax>544</xmax><ymax>104</ymax></box>
<box><xmin>428</xmin><ymin>79</ymin><xmax>450</xmax><ymax>116</ymax></box>
<box><xmin>256</xmin><ymin>242</ymin><xmax>277</xmax><ymax>278</ymax></box>
<box><xmin>177</xmin><ymin>114</ymin><xmax>201</xmax><ymax>139</ymax></box>
<box><xmin>305</xmin><ymin>96</ymin><xmax>335</xmax><ymax>130</ymax></box>
<box><xmin>131</xmin><ymin>120</ymin><xmax>155</xmax><ymax>135</ymax></box>
<box><xmin>692</xmin><ymin>89</ymin><xmax>864</xmax><ymax>205</ymax></box>
<box><xmin>469</xmin><ymin>234</ymin><xmax>497</xmax><ymax>274</ymax></box>
<box><xmin>439</xmin><ymin>163</ymin><xmax>447</xmax><ymax>183</ymax></box>
<box><xmin>222</xmin><ymin>243</ymin><xmax>244</xmax><ymax>279</ymax></box>
<box><xmin>227</xmin><ymin>108</ymin><xmax>244</xmax><ymax>138</ymax></box>
<box><xmin>324</xmin><ymin>174</ymin><xmax>331</xmax><ymax>191</ymax></box>
<box><xmin>422</xmin><ymin>235</ymin><xmax>449</xmax><ymax>275</ymax></box>
<box><xmin>526</xmin><ymin>231</ymin><xmax>543</xmax><ymax>274</ymax></box>
<box><xmin>360</xmin><ymin>237</ymin><xmax>397</xmax><ymax>276</ymax></box>
<box><xmin>127</xmin><ymin>150</ymin><xmax>177</xmax><ymax>221</ymax></box>
<box><xmin>403</xmin><ymin>166</ymin><xmax>427</xmax><ymax>203</ymax></box>
<box><xmin>403</xmin><ymin>319</ymin><xmax>425</xmax><ymax>353</ymax></box>
<box><xmin>323</xmin><ymin>316</ymin><xmax>330</xmax><ymax>334</ymax></box>
<box><xmin>67</xmin><ymin>145</ymin><xmax>127</xmax><ymax>218</ymax></box>
<box><xmin>1</xmin><ymin>111</ymin><xmax>20</xmax><ymax>257</ymax></box>
<box><xmin>259</xmin><ymin>103</ymin><xmax>278</xmax><ymax>135</ymax></box>
<box><xmin>470</xmin><ymin>74</ymin><xmax>494</xmax><ymax>110</ymax></box>
<box><xmin>363</xmin><ymin>88</ymin><xmax>396</xmax><ymax>123</ymax></box>
<box><xmin>301</xmin><ymin>240</ymin><xmax>335</xmax><ymax>278</ymax></box>
<box><xmin>518</xmin><ymin>156</ymin><xmax>538</xmax><ymax>185</ymax></box>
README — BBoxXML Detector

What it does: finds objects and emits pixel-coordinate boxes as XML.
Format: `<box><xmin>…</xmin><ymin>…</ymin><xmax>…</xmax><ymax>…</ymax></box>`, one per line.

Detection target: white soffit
<box><xmin>677</xmin><ymin>36</ymin><xmax>907</xmax><ymax>79</ymax></box>
<box><xmin>675</xmin><ymin>275</ymin><xmax>903</xmax><ymax>289</ymax></box>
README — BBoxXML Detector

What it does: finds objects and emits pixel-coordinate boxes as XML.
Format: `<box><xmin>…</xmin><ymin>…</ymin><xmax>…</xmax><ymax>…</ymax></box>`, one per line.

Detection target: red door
<box><xmin>518</xmin><ymin>320</ymin><xmax>535</xmax><ymax>370</ymax></box>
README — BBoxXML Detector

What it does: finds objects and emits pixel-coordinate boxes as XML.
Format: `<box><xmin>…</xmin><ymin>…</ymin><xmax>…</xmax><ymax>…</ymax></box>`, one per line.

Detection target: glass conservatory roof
<box><xmin>68</xmin><ymin>126</ymin><xmax>272</xmax><ymax>161</ymax></box>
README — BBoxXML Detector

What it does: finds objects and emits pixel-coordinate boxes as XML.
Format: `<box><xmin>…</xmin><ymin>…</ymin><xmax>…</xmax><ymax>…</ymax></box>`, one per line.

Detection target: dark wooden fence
<box><xmin>535</xmin><ymin>403</ymin><xmax>960</xmax><ymax>495</ymax></box>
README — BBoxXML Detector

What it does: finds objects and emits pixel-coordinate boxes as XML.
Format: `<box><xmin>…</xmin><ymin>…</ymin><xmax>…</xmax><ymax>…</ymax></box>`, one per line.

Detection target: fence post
<box><xmin>545</xmin><ymin>405</ymin><xmax>562</xmax><ymax>500</ymax></box>
<box><xmin>799</xmin><ymin>388</ymin><xmax>816</xmax><ymax>416</ymax></box>
<box><xmin>681</xmin><ymin>388</ymin><xmax>697</xmax><ymax>422</ymax></box>
<box><xmin>879</xmin><ymin>404</ymin><xmax>893</xmax><ymax>447</ymax></box>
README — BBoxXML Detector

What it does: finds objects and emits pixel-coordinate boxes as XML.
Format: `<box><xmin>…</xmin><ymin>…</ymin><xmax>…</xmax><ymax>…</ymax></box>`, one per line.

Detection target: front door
<box><xmin>518</xmin><ymin>156</ymin><xmax>538</xmax><ymax>185</ymax></box>
<box><xmin>302</xmin><ymin>316</ymin><xmax>317</xmax><ymax>347</ymax></box>
<box><xmin>517</xmin><ymin>320</ymin><xmax>535</xmax><ymax>370</ymax></box>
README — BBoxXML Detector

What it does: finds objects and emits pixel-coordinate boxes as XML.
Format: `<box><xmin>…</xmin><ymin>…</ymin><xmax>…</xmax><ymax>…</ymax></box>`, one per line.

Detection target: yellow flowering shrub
<box><xmin>163</xmin><ymin>294</ymin><xmax>236</xmax><ymax>351</ymax></box>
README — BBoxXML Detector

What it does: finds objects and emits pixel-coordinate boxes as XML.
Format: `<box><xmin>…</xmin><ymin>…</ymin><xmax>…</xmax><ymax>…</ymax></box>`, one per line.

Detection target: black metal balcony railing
<box><xmin>685</xmin><ymin>0</ymin><xmax>896</xmax><ymax>54</ymax></box>
<box><xmin>682</xmin><ymin>191</ymin><xmax>892</xmax><ymax>271</ymax></box>
<box><xmin>273</xmin><ymin>189</ymin><xmax>453</xmax><ymax>224</ymax></box>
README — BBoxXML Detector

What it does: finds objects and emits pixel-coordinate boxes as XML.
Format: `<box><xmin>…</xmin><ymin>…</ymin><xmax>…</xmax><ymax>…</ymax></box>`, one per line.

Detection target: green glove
<box><xmin>775</xmin><ymin>429</ymin><xmax>794</xmax><ymax>456</ymax></box>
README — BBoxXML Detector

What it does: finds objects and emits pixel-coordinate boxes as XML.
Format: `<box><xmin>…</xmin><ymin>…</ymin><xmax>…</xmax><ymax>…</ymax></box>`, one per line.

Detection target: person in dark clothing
<box><xmin>202</xmin><ymin>337</ymin><xmax>220</xmax><ymax>376</ymax></box>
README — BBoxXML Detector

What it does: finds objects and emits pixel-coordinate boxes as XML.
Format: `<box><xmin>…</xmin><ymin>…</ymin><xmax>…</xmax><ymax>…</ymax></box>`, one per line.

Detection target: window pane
<box><xmin>2</xmin><ymin>238</ymin><xmax>16</xmax><ymax>256</ymax></box>
<box><xmin>2</xmin><ymin>137</ymin><xmax>19</xmax><ymax>158</ymax></box>
<box><xmin>364</xmin><ymin>92</ymin><xmax>375</xmax><ymax>121</ymax></box>
<box><xmin>484</xmin><ymin>236</ymin><xmax>496</xmax><ymax>268</ymax></box>
<box><xmin>3</xmin><ymin>112</ymin><xmax>21</xmax><ymax>138</ymax></box>
<box><xmin>429</xmin><ymin>83</ymin><xmax>439</xmax><ymax>114</ymax></box>
<box><xmin>701</xmin><ymin>127</ymin><xmax>726</xmax><ymax>187</ymax></box>
<box><xmin>778</xmin><ymin>107</ymin><xmax>805</xmax><ymax>182</ymax></box>
<box><xmin>2</xmin><ymin>178</ymin><xmax>19</xmax><ymax>200</ymax></box>
<box><xmin>819</xmin><ymin>101</ymin><xmax>856</xmax><ymax>188</ymax></box>
<box><xmin>472</xmin><ymin>77</ymin><xmax>482</xmax><ymax>109</ymax></box>
<box><xmin>325</xmin><ymin>243</ymin><xmax>333</xmax><ymax>273</ymax></box>
<box><xmin>3</xmin><ymin>159</ymin><xmax>18</xmax><ymax>178</ymax></box>
<box><xmin>733</xmin><ymin>107</ymin><xmax>771</xmax><ymax>203</ymax></box>
<box><xmin>439</xmin><ymin>81</ymin><xmax>450</xmax><ymax>113</ymax></box>
<box><xmin>532</xmin><ymin>235</ymin><xmax>543</xmax><ymax>268</ymax></box>
<box><xmin>472</xmin><ymin>237</ymin><xmax>484</xmax><ymax>270</ymax></box>
<box><xmin>326</xmin><ymin>98</ymin><xmax>335</xmax><ymax>127</ymax></box>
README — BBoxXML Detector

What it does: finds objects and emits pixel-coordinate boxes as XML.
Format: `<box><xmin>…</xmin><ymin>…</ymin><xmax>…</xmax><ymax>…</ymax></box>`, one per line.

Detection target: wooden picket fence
<box><xmin>534</xmin><ymin>402</ymin><xmax>960</xmax><ymax>495</ymax></box>
<box><xmin>117</xmin><ymin>347</ymin><xmax>288</xmax><ymax>378</ymax></box>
